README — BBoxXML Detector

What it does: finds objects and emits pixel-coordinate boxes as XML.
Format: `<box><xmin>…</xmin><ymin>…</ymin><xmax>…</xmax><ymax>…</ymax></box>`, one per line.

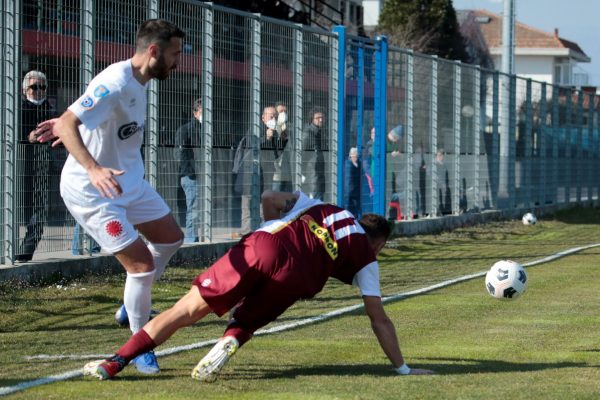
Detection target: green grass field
<box><xmin>1</xmin><ymin>206</ymin><xmax>600</xmax><ymax>399</ymax></box>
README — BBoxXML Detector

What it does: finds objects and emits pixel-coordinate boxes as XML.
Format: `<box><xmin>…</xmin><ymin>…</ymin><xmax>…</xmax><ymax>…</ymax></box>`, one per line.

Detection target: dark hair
<box><xmin>136</xmin><ymin>19</ymin><xmax>185</xmax><ymax>52</ymax></box>
<box><xmin>309</xmin><ymin>106</ymin><xmax>325</xmax><ymax>120</ymax></box>
<box><xmin>359</xmin><ymin>213</ymin><xmax>392</xmax><ymax>241</ymax></box>
<box><xmin>275</xmin><ymin>100</ymin><xmax>287</xmax><ymax>109</ymax></box>
<box><xmin>193</xmin><ymin>98</ymin><xmax>202</xmax><ymax>112</ymax></box>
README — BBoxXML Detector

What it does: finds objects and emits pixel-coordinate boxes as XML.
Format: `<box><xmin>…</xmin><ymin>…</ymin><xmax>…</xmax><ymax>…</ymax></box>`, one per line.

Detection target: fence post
<box><xmin>539</xmin><ymin>82</ymin><xmax>547</xmax><ymax>205</ymax></box>
<box><xmin>473</xmin><ymin>66</ymin><xmax>481</xmax><ymax>212</ymax></box>
<box><xmin>292</xmin><ymin>26</ymin><xmax>303</xmax><ymax>191</ymax></box>
<box><xmin>508</xmin><ymin>75</ymin><xmax>516</xmax><ymax>208</ymax></box>
<box><xmin>429</xmin><ymin>56</ymin><xmax>438</xmax><ymax>217</ymax></box>
<box><xmin>250</xmin><ymin>16</ymin><xmax>261</xmax><ymax>230</ymax></box>
<box><xmin>2</xmin><ymin>0</ymin><xmax>20</xmax><ymax>264</ymax></box>
<box><xmin>524</xmin><ymin>78</ymin><xmax>532</xmax><ymax>208</ymax></box>
<box><xmin>146</xmin><ymin>0</ymin><xmax>159</xmax><ymax>190</ymax></box>
<box><xmin>332</xmin><ymin>26</ymin><xmax>346</xmax><ymax>207</ymax></box>
<box><xmin>491</xmin><ymin>71</ymin><xmax>499</xmax><ymax>209</ymax></box>
<box><xmin>356</xmin><ymin>44</ymin><xmax>364</xmax><ymax>160</ymax></box>
<box><xmin>575</xmin><ymin>90</ymin><xmax>583</xmax><ymax>202</ymax></box>
<box><xmin>201</xmin><ymin>5</ymin><xmax>214</xmax><ymax>242</ymax></box>
<box><xmin>0</xmin><ymin>1</ymin><xmax>3</xmax><ymax>264</ymax></box>
<box><xmin>373</xmin><ymin>35</ymin><xmax>387</xmax><ymax>216</ymax></box>
<box><xmin>564</xmin><ymin>88</ymin><xmax>572</xmax><ymax>204</ymax></box>
<box><xmin>452</xmin><ymin>62</ymin><xmax>461</xmax><ymax>215</ymax></box>
<box><xmin>588</xmin><ymin>93</ymin><xmax>595</xmax><ymax>201</ymax></box>
<box><xmin>551</xmin><ymin>85</ymin><xmax>559</xmax><ymax>204</ymax></box>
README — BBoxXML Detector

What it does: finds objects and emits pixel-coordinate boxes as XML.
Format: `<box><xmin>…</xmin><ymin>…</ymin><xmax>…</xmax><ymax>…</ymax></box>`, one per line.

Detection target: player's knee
<box><xmin>148</xmin><ymin>238</ymin><xmax>182</xmax><ymax>259</ymax></box>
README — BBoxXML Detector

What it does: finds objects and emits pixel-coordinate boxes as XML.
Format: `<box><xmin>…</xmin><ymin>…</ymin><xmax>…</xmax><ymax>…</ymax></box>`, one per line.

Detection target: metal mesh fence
<box><xmin>1</xmin><ymin>0</ymin><xmax>598</xmax><ymax>264</ymax></box>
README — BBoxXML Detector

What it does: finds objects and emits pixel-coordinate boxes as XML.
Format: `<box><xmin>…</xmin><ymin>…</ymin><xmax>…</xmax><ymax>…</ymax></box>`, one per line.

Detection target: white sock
<box><xmin>147</xmin><ymin>239</ymin><xmax>182</xmax><ymax>282</ymax></box>
<box><xmin>124</xmin><ymin>270</ymin><xmax>155</xmax><ymax>334</ymax></box>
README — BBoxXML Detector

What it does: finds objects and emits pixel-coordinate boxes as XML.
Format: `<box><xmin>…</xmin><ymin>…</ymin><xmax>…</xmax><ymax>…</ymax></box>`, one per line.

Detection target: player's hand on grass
<box><xmin>88</xmin><ymin>165</ymin><xmax>125</xmax><ymax>198</ymax></box>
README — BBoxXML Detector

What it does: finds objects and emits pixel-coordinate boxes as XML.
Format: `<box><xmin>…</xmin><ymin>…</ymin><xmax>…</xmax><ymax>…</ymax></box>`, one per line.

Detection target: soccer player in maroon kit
<box><xmin>84</xmin><ymin>190</ymin><xmax>434</xmax><ymax>381</ymax></box>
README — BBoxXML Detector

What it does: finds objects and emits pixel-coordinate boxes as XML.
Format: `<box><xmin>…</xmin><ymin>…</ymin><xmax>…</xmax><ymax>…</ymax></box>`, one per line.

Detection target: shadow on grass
<box><xmin>416</xmin><ymin>357</ymin><xmax>588</xmax><ymax>374</ymax></box>
<box><xmin>227</xmin><ymin>357</ymin><xmax>591</xmax><ymax>380</ymax></box>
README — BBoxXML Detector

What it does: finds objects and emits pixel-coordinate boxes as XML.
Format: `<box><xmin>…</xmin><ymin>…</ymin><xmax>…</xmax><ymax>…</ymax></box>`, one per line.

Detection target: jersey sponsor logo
<box><xmin>201</xmin><ymin>278</ymin><xmax>212</xmax><ymax>287</ymax></box>
<box><xmin>105</xmin><ymin>220</ymin><xmax>124</xmax><ymax>237</ymax></box>
<box><xmin>301</xmin><ymin>215</ymin><xmax>338</xmax><ymax>260</ymax></box>
<box><xmin>80</xmin><ymin>95</ymin><xmax>94</xmax><ymax>109</ymax></box>
<box><xmin>93</xmin><ymin>84</ymin><xmax>110</xmax><ymax>98</ymax></box>
<box><xmin>117</xmin><ymin>122</ymin><xmax>142</xmax><ymax>140</ymax></box>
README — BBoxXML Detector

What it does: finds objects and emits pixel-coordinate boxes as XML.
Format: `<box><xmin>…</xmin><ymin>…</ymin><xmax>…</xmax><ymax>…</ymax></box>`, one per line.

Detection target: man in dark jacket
<box><xmin>17</xmin><ymin>70</ymin><xmax>55</xmax><ymax>262</ymax></box>
<box><xmin>301</xmin><ymin>108</ymin><xmax>326</xmax><ymax>200</ymax></box>
<box><xmin>232</xmin><ymin>107</ymin><xmax>272</xmax><ymax>235</ymax></box>
<box><xmin>175</xmin><ymin>98</ymin><xmax>202</xmax><ymax>243</ymax></box>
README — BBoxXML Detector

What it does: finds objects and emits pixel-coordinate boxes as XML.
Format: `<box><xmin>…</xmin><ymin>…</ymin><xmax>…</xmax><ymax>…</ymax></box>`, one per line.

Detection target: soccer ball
<box><xmin>522</xmin><ymin>212</ymin><xmax>537</xmax><ymax>225</ymax></box>
<box><xmin>485</xmin><ymin>260</ymin><xmax>528</xmax><ymax>300</ymax></box>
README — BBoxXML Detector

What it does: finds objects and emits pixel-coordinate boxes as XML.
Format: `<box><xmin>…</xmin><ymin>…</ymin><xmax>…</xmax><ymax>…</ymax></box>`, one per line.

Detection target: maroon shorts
<box><xmin>193</xmin><ymin>231</ymin><xmax>323</xmax><ymax>333</ymax></box>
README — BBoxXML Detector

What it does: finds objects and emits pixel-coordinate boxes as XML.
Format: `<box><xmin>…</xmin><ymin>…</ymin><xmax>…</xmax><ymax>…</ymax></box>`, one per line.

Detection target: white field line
<box><xmin>2</xmin><ymin>242</ymin><xmax>598</xmax><ymax>397</ymax></box>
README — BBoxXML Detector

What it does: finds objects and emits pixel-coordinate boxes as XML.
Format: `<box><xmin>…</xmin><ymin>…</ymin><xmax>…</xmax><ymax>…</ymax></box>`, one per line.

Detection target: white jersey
<box><xmin>62</xmin><ymin>59</ymin><xmax>147</xmax><ymax>196</ymax></box>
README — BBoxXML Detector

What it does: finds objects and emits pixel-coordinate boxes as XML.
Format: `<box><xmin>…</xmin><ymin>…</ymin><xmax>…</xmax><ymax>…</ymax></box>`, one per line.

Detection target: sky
<box><xmin>451</xmin><ymin>0</ymin><xmax>600</xmax><ymax>86</ymax></box>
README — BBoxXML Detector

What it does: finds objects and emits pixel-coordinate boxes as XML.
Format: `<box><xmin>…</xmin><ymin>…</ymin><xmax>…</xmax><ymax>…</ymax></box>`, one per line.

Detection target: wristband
<box><xmin>395</xmin><ymin>363</ymin><xmax>411</xmax><ymax>375</ymax></box>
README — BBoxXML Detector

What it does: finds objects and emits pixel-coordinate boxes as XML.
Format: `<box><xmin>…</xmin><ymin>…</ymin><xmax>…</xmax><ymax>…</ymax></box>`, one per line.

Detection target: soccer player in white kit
<box><xmin>34</xmin><ymin>19</ymin><xmax>186</xmax><ymax>374</ymax></box>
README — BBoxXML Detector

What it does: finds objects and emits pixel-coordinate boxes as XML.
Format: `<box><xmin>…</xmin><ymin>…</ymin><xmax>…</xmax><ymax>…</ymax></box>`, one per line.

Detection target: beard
<box><xmin>150</xmin><ymin>54</ymin><xmax>174</xmax><ymax>81</ymax></box>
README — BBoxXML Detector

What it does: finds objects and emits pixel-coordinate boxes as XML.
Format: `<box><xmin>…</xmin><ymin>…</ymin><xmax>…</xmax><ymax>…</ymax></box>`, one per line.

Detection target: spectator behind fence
<box><xmin>435</xmin><ymin>148</ymin><xmax>451</xmax><ymax>215</ymax></box>
<box><xmin>344</xmin><ymin>147</ymin><xmax>362</xmax><ymax>217</ymax></box>
<box><xmin>268</xmin><ymin>101</ymin><xmax>293</xmax><ymax>192</ymax></box>
<box><xmin>16</xmin><ymin>70</ymin><xmax>57</xmax><ymax>262</ymax></box>
<box><xmin>175</xmin><ymin>98</ymin><xmax>202</xmax><ymax>243</ymax></box>
<box><xmin>232</xmin><ymin>107</ymin><xmax>270</xmax><ymax>236</ymax></box>
<box><xmin>302</xmin><ymin>107</ymin><xmax>326</xmax><ymax>200</ymax></box>
<box><xmin>362</xmin><ymin>127</ymin><xmax>375</xmax><ymax>197</ymax></box>
<box><xmin>386</xmin><ymin>125</ymin><xmax>404</xmax><ymax>220</ymax></box>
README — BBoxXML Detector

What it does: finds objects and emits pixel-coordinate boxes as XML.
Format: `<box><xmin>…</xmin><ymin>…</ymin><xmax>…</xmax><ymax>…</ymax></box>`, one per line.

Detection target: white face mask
<box><xmin>27</xmin><ymin>97</ymin><xmax>46</xmax><ymax>105</ymax></box>
<box><xmin>277</xmin><ymin>112</ymin><xmax>287</xmax><ymax>124</ymax></box>
<box><xmin>195</xmin><ymin>114</ymin><xmax>202</xmax><ymax>123</ymax></box>
<box><xmin>266</xmin><ymin>119</ymin><xmax>277</xmax><ymax>130</ymax></box>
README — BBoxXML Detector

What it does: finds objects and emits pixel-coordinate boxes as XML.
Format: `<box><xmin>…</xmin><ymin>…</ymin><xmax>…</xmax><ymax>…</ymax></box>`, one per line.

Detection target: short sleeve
<box><xmin>352</xmin><ymin>261</ymin><xmax>381</xmax><ymax>297</ymax></box>
<box><xmin>282</xmin><ymin>191</ymin><xmax>322</xmax><ymax>217</ymax></box>
<box><xmin>68</xmin><ymin>83</ymin><xmax>119</xmax><ymax>131</ymax></box>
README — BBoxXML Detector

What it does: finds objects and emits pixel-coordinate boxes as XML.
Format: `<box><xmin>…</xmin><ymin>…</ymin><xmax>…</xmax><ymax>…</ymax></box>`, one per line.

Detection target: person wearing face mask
<box><xmin>175</xmin><ymin>98</ymin><xmax>203</xmax><ymax>243</ymax></box>
<box><xmin>16</xmin><ymin>70</ymin><xmax>57</xmax><ymax>262</ymax></box>
<box><xmin>264</xmin><ymin>101</ymin><xmax>293</xmax><ymax>193</ymax></box>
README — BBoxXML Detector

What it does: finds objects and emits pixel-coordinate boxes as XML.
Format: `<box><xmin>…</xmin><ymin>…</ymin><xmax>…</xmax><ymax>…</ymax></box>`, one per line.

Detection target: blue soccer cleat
<box><xmin>115</xmin><ymin>304</ymin><xmax>129</xmax><ymax>327</ymax></box>
<box><xmin>115</xmin><ymin>305</ymin><xmax>160</xmax><ymax>328</ymax></box>
<box><xmin>132</xmin><ymin>350</ymin><xmax>160</xmax><ymax>374</ymax></box>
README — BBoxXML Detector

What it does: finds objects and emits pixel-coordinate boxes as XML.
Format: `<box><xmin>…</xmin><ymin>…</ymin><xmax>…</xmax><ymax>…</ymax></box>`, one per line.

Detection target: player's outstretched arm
<box><xmin>362</xmin><ymin>295</ymin><xmax>434</xmax><ymax>376</ymax></box>
<box><xmin>261</xmin><ymin>190</ymin><xmax>299</xmax><ymax>221</ymax></box>
<box><xmin>54</xmin><ymin>110</ymin><xmax>125</xmax><ymax>198</ymax></box>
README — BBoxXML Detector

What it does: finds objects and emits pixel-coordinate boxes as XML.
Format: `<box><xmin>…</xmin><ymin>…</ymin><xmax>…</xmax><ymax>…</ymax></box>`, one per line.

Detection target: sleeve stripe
<box><xmin>334</xmin><ymin>222</ymin><xmax>365</xmax><ymax>240</ymax></box>
<box><xmin>323</xmin><ymin>210</ymin><xmax>355</xmax><ymax>227</ymax></box>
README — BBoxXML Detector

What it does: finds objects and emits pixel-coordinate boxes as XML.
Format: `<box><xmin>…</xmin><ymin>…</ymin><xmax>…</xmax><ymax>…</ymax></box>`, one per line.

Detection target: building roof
<box><xmin>467</xmin><ymin>9</ymin><xmax>590</xmax><ymax>62</ymax></box>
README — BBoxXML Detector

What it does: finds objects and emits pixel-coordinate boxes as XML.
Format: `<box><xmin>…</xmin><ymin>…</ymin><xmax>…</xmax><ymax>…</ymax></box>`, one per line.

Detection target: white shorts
<box><xmin>61</xmin><ymin>180</ymin><xmax>171</xmax><ymax>253</ymax></box>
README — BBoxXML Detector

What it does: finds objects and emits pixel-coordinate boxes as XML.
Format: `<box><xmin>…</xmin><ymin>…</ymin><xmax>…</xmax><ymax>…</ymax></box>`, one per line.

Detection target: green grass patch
<box><xmin>1</xmin><ymin>206</ymin><xmax>600</xmax><ymax>399</ymax></box>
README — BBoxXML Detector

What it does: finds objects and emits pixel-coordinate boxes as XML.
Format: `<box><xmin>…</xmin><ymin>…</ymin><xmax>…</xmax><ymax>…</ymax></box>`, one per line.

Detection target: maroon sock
<box><xmin>223</xmin><ymin>325</ymin><xmax>252</xmax><ymax>347</ymax></box>
<box><xmin>116</xmin><ymin>329</ymin><xmax>157</xmax><ymax>362</ymax></box>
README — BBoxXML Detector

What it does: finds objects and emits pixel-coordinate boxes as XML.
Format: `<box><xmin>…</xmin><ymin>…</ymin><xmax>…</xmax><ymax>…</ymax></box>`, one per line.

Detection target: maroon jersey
<box><xmin>256</xmin><ymin>203</ymin><xmax>376</xmax><ymax>297</ymax></box>
<box><xmin>194</xmin><ymin>200</ymin><xmax>377</xmax><ymax>338</ymax></box>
